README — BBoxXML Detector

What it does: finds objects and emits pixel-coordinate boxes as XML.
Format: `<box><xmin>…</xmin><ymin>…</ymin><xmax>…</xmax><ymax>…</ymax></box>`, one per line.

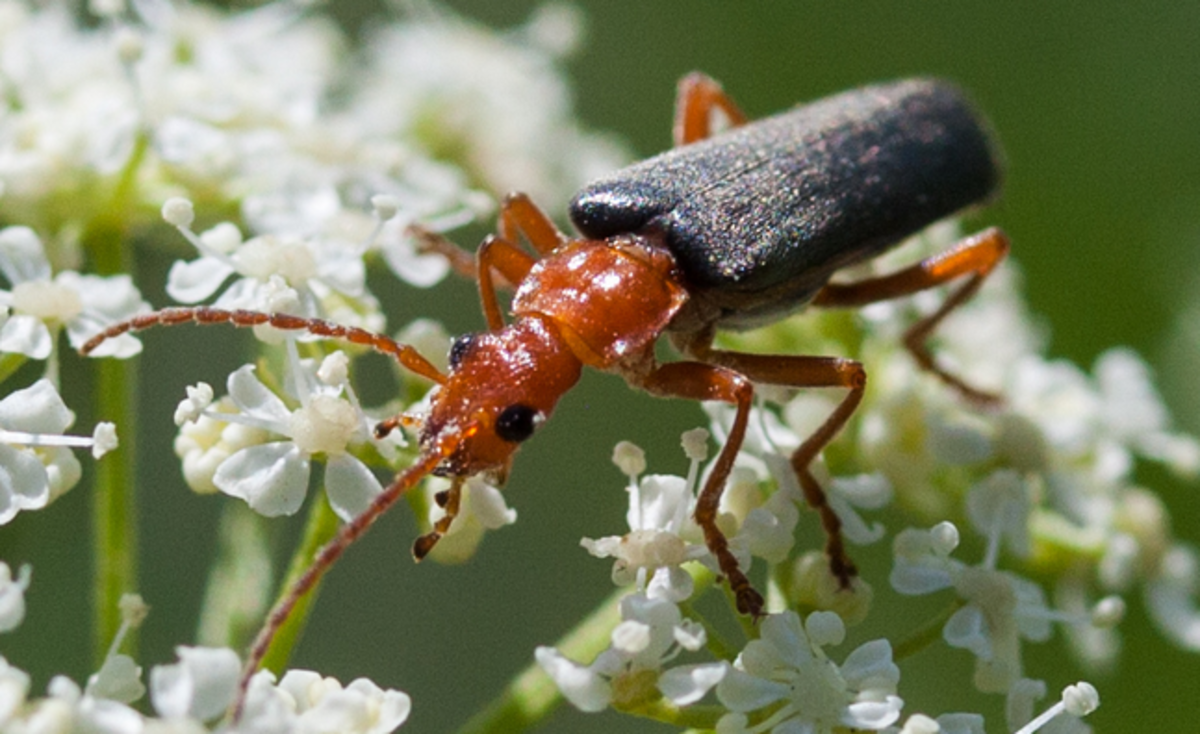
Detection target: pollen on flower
<box><xmin>680</xmin><ymin>427</ymin><xmax>709</xmax><ymax>462</ymax></box>
<box><xmin>612</xmin><ymin>441</ymin><xmax>646</xmax><ymax>478</ymax></box>
<box><xmin>118</xmin><ymin>593</ymin><xmax>148</xmax><ymax>628</ymax></box>
<box><xmin>10</xmin><ymin>280</ymin><xmax>84</xmax><ymax>322</ymax></box>
<box><xmin>175</xmin><ymin>401</ymin><xmax>270</xmax><ymax>495</ymax></box>
<box><xmin>233</xmin><ymin>236</ymin><xmax>319</xmax><ymax>285</ymax></box>
<box><xmin>287</xmin><ymin>394</ymin><xmax>359</xmax><ymax>456</ymax></box>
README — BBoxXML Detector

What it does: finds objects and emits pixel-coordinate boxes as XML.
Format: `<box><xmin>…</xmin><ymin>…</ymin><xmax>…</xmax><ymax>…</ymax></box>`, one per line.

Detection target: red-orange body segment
<box><xmin>513</xmin><ymin>238</ymin><xmax>688</xmax><ymax>368</ymax></box>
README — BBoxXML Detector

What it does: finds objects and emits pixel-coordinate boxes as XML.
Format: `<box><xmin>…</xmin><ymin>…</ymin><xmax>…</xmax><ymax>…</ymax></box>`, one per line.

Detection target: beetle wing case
<box><xmin>569</xmin><ymin>79</ymin><xmax>1002</xmax><ymax>330</ymax></box>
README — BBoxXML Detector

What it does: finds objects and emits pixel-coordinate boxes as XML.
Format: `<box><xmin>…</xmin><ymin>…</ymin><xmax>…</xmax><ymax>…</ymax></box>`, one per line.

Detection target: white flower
<box><xmin>884</xmin><ymin>712</ymin><xmax>986</xmax><ymax>734</ymax></box>
<box><xmin>1009</xmin><ymin>679</ymin><xmax>1099</xmax><ymax>734</ymax></box>
<box><xmin>197</xmin><ymin>357</ymin><xmax>384</xmax><ymax>520</ymax></box>
<box><xmin>0</xmin><ymin>656</ymin><xmax>31</xmax><ymax>727</ymax></box>
<box><xmin>0</xmin><ymin>562</ymin><xmax>31</xmax><ymax>632</ymax></box>
<box><xmin>86</xmin><ymin>594</ymin><xmax>150</xmax><ymax>705</ymax></box>
<box><xmin>715</xmin><ymin>610</ymin><xmax>903</xmax><ymax>733</ymax></box>
<box><xmin>349</xmin><ymin>3</ymin><xmax>628</xmax><ymax>215</ymax></box>
<box><xmin>584</xmin><ymin>431</ymin><xmax>803</xmax><ymax>605</ymax></box>
<box><xmin>15</xmin><ymin>675</ymin><xmax>143</xmax><ymax>734</ymax></box>
<box><xmin>163</xmin><ymin>209</ymin><xmax>383</xmax><ymax>336</ymax></box>
<box><xmin>581</xmin><ymin>466</ymin><xmax>708</xmax><ymax>604</ymax></box>
<box><xmin>150</xmin><ymin>646</ymin><xmax>240</xmax><ymax>722</ymax></box>
<box><xmin>890</xmin><ymin>521</ymin><xmax>1082</xmax><ymax>694</ymax></box>
<box><xmin>1</xmin><ymin>643</ymin><xmax>411</xmax><ymax>733</ymax></box>
<box><xmin>273</xmin><ymin>670</ymin><xmax>412</xmax><ymax>734</ymax></box>
<box><xmin>1145</xmin><ymin>543</ymin><xmax>1200</xmax><ymax>650</ymax></box>
<box><xmin>0</xmin><ymin>226</ymin><xmax>147</xmax><ymax>359</ymax></box>
<box><xmin>0</xmin><ymin>379</ymin><xmax>118</xmax><ymax>523</ymax></box>
<box><xmin>417</xmin><ymin>475</ymin><xmax>516</xmax><ymax>564</ymax></box>
<box><xmin>536</xmin><ymin>593</ymin><xmax>713</xmax><ymax>713</ymax></box>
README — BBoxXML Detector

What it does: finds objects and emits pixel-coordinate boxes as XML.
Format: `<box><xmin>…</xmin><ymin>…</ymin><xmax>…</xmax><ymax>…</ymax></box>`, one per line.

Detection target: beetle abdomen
<box><xmin>569</xmin><ymin>79</ymin><xmax>1001</xmax><ymax>328</ymax></box>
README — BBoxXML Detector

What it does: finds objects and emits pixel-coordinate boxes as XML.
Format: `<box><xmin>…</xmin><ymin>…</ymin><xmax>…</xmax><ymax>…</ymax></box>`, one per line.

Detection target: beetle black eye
<box><xmin>448</xmin><ymin>333</ymin><xmax>478</xmax><ymax>370</ymax></box>
<box><xmin>495</xmin><ymin>404</ymin><xmax>540</xmax><ymax>443</ymax></box>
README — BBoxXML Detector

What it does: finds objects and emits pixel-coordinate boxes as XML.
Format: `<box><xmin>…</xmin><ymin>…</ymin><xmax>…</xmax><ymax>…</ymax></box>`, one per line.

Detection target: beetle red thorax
<box><xmin>512</xmin><ymin>236</ymin><xmax>688</xmax><ymax>370</ymax></box>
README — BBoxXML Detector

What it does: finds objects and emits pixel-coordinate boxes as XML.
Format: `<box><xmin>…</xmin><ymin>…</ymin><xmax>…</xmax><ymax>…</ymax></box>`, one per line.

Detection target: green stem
<box><xmin>0</xmin><ymin>354</ymin><xmax>27</xmax><ymax>386</ymax></box>
<box><xmin>626</xmin><ymin>700</ymin><xmax>726</xmax><ymax>729</ymax></box>
<box><xmin>456</xmin><ymin>587</ymin><xmax>625</xmax><ymax>734</ymax></box>
<box><xmin>196</xmin><ymin>502</ymin><xmax>273</xmax><ymax>648</ymax></box>
<box><xmin>258</xmin><ymin>491</ymin><xmax>341</xmax><ymax>674</ymax></box>
<box><xmin>458</xmin><ymin>563</ymin><xmax>730</xmax><ymax>733</ymax></box>
<box><xmin>85</xmin><ymin>132</ymin><xmax>149</xmax><ymax>666</ymax></box>
<box><xmin>91</xmin><ymin>356</ymin><xmax>136</xmax><ymax>666</ymax></box>
<box><xmin>892</xmin><ymin>598</ymin><xmax>964</xmax><ymax>662</ymax></box>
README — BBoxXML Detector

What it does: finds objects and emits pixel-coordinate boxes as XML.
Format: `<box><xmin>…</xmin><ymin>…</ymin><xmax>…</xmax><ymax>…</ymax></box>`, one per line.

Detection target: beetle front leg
<box><xmin>673</xmin><ymin>72</ymin><xmax>749</xmax><ymax>146</ymax></box>
<box><xmin>496</xmin><ymin>192</ymin><xmax>566</xmax><ymax>256</ymax></box>
<box><xmin>412</xmin><ymin>477</ymin><xmax>465</xmax><ymax>560</ymax></box>
<box><xmin>636</xmin><ymin>361</ymin><xmax>764</xmax><ymax>617</ymax></box>
<box><xmin>475</xmin><ymin>236</ymin><xmax>537</xmax><ymax>330</ymax></box>
<box><xmin>408</xmin><ymin>193</ymin><xmax>565</xmax><ymax>283</ymax></box>
<box><xmin>812</xmin><ymin>227</ymin><xmax>1010</xmax><ymax>405</ymax></box>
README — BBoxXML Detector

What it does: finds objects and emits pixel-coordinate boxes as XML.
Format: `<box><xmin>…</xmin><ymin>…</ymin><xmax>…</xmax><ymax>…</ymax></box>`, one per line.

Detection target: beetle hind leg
<box><xmin>673</xmin><ymin>72</ymin><xmax>749</xmax><ymax>146</ymax></box>
<box><xmin>812</xmin><ymin>227</ymin><xmax>1010</xmax><ymax>406</ymax></box>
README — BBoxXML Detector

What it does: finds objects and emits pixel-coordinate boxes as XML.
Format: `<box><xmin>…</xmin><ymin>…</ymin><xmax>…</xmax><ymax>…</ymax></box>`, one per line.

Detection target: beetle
<box><xmin>82</xmin><ymin>72</ymin><xmax>1008</xmax><ymax>709</ymax></box>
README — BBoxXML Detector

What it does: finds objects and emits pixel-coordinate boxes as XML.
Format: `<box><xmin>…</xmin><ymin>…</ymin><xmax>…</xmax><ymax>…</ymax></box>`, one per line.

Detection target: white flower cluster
<box><xmin>0</xmin><ymin>0</ymin><xmax>619</xmax><ymax>527</ymax></box>
<box><xmin>0</xmin><ymin>565</ymin><xmax>410</xmax><ymax>733</ymax></box>
<box><xmin>535</xmin><ymin>222</ymin><xmax>1193</xmax><ymax>730</ymax></box>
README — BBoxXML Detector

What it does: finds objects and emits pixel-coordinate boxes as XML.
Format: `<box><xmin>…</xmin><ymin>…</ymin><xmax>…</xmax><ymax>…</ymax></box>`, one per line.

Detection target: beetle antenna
<box><xmin>230</xmin><ymin>433</ymin><xmax>461</xmax><ymax>722</ymax></box>
<box><xmin>80</xmin><ymin>307</ymin><xmax>447</xmax><ymax>384</ymax></box>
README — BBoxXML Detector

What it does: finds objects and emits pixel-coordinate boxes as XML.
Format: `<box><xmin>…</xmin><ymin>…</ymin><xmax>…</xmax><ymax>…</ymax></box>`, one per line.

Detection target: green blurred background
<box><xmin>4</xmin><ymin>2</ymin><xmax>1200</xmax><ymax>732</ymax></box>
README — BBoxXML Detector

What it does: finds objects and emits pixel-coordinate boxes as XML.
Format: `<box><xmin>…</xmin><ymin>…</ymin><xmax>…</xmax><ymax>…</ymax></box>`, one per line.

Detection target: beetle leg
<box><xmin>412</xmin><ymin>476</ymin><xmax>466</xmax><ymax>561</ymax></box>
<box><xmin>407</xmin><ymin>224</ymin><xmax>480</xmax><ymax>280</ymax></box>
<box><xmin>674</xmin><ymin>72</ymin><xmax>749</xmax><ymax>146</ymax></box>
<box><xmin>812</xmin><ymin>227</ymin><xmax>1011</xmax><ymax>405</ymax></box>
<box><xmin>476</xmin><ymin>235</ymin><xmax>537</xmax><ymax>330</ymax></box>
<box><xmin>409</xmin><ymin>193</ymin><xmax>564</xmax><ymax>284</ymax></box>
<box><xmin>497</xmin><ymin>192</ymin><xmax>567</xmax><ymax>255</ymax></box>
<box><xmin>636</xmin><ymin>360</ymin><xmax>764</xmax><ymax>618</ymax></box>
<box><xmin>688</xmin><ymin>342</ymin><xmax>867</xmax><ymax>590</ymax></box>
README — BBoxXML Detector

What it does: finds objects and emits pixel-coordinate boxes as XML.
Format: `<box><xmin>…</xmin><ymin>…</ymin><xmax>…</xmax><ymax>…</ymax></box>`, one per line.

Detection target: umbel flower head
<box><xmin>0</xmin><ymin>0</ymin><xmax>1184</xmax><ymax>731</ymax></box>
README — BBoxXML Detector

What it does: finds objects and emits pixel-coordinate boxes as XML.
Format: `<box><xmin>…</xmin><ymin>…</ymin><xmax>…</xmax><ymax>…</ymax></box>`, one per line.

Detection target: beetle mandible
<box><xmin>82</xmin><ymin>72</ymin><xmax>1008</xmax><ymax>707</ymax></box>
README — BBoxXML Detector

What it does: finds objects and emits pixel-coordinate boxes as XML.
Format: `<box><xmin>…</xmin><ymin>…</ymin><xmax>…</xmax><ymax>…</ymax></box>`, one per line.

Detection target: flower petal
<box><xmin>715</xmin><ymin>665</ymin><xmax>788</xmax><ymax>713</ymax></box>
<box><xmin>0</xmin><ymin>379</ymin><xmax>73</xmax><ymax>433</ymax></box>
<box><xmin>534</xmin><ymin>647</ymin><xmax>610</xmax><ymax>712</ymax></box>
<box><xmin>842</xmin><ymin>694</ymin><xmax>904</xmax><ymax>730</ymax></box>
<box><xmin>0</xmin><ymin>227</ymin><xmax>51</xmax><ymax>284</ymax></box>
<box><xmin>324</xmin><ymin>454</ymin><xmax>383</xmax><ymax>522</ymax></box>
<box><xmin>227</xmin><ymin>365</ymin><xmax>292</xmax><ymax>425</ymax></box>
<box><xmin>166</xmin><ymin>256</ymin><xmax>236</xmax><ymax>303</ymax></box>
<box><xmin>0</xmin><ymin>444</ymin><xmax>51</xmax><ymax>524</ymax></box>
<box><xmin>0</xmin><ymin>315</ymin><xmax>53</xmax><ymax>359</ymax></box>
<box><xmin>658</xmin><ymin>662</ymin><xmax>725</xmax><ymax>706</ymax></box>
<box><xmin>215</xmin><ymin>442</ymin><xmax>310</xmax><ymax>516</ymax></box>
<box><xmin>150</xmin><ymin>646</ymin><xmax>241</xmax><ymax>721</ymax></box>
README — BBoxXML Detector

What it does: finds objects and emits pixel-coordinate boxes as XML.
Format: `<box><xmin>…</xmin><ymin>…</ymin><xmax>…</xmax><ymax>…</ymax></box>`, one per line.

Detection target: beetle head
<box><xmin>419</xmin><ymin>316</ymin><xmax>582</xmax><ymax>480</ymax></box>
